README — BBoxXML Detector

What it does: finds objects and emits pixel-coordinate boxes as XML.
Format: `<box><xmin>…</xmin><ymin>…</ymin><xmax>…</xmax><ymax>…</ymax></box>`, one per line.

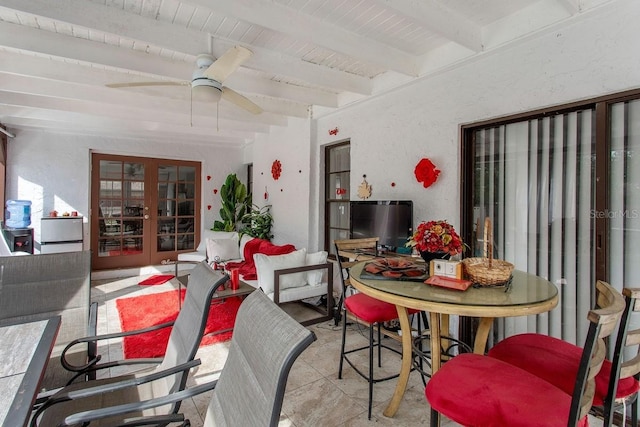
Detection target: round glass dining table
<box><xmin>349</xmin><ymin>261</ymin><xmax>558</xmax><ymax>418</ymax></box>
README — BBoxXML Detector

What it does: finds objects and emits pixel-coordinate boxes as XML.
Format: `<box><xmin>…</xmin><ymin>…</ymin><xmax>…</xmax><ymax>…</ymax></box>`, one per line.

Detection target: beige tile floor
<box><xmin>91</xmin><ymin>273</ymin><xmax>604</xmax><ymax>427</ymax></box>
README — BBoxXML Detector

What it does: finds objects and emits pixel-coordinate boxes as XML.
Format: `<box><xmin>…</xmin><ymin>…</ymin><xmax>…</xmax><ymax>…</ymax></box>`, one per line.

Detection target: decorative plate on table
<box><xmin>360</xmin><ymin>258</ymin><xmax>427</xmax><ymax>281</ymax></box>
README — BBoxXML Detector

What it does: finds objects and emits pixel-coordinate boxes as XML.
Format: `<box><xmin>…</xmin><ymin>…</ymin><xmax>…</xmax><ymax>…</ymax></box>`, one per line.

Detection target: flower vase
<box><xmin>420</xmin><ymin>251</ymin><xmax>451</xmax><ymax>265</ymax></box>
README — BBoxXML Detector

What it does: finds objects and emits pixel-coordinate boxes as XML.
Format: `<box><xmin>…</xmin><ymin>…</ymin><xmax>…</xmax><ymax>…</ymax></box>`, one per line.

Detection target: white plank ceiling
<box><xmin>0</xmin><ymin>0</ymin><xmax>615</xmax><ymax>145</ymax></box>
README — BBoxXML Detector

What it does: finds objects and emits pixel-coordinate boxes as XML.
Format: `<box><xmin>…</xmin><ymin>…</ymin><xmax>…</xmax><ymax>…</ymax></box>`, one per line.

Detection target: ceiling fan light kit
<box><xmin>192</xmin><ymin>79</ymin><xmax>222</xmax><ymax>103</ymax></box>
<box><xmin>106</xmin><ymin>46</ymin><xmax>261</xmax><ymax>114</ymax></box>
<box><xmin>192</xmin><ymin>54</ymin><xmax>223</xmax><ymax>102</ymax></box>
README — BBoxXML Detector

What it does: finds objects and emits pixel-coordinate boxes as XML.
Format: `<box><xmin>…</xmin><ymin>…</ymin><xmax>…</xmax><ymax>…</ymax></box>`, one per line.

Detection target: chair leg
<box><xmin>415</xmin><ymin>313</ymin><xmax>428</xmax><ymax>387</ymax></box>
<box><xmin>338</xmin><ymin>308</ymin><xmax>347</xmax><ymax>379</ymax></box>
<box><xmin>377</xmin><ymin>323</ymin><xmax>382</xmax><ymax>368</ymax></box>
<box><xmin>430</xmin><ymin>408</ymin><xmax>440</xmax><ymax>427</ymax></box>
<box><xmin>368</xmin><ymin>323</ymin><xmax>374</xmax><ymax>420</ymax></box>
<box><xmin>421</xmin><ymin>311</ymin><xmax>429</xmax><ymax>330</ymax></box>
<box><xmin>334</xmin><ymin>293</ymin><xmax>344</xmax><ymax>326</ymax></box>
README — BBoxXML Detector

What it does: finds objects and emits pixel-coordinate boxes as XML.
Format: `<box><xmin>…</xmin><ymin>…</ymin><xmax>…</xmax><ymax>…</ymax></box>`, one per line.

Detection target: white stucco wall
<box><xmin>311</xmin><ymin>0</ymin><xmax>640</xmax><ymax>250</ymax></box>
<box><xmin>5</xmin><ymin>129</ymin><xmax>245</xmax><ymax>250</ymax></box>
<box><xmin>251</xmin><ymin>117</ymin><xmax>312</xmax><ymax>250</ymax></box>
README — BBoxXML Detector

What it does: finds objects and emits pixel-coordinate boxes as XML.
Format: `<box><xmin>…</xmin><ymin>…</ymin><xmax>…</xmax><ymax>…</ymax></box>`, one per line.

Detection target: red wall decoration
<box><xmin>271</xmin><ymin>160</ymin><xmax>282</xmax><ymax>180</ymax></box>
<box><xmin>414</xmin><ymin>158</ymin><xmax>441</xmax><ymax>188</ymax></box>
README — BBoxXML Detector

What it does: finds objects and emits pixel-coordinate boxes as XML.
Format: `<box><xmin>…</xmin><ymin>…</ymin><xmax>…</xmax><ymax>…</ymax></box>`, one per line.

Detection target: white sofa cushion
<box><xmin>206</xmin><ymin>235</ymin><xmax>240</xmax><ymax>261</ymax></box>
<box><xmin>305</xmin><ymin>251</ymin><xmax>328</xmax><ymax>285</ymax></box>
<box><xmin>196</xmin><ymin>230</ymin><xmax>238</xmax><ymax>252</ymax></box>
<box><xmin>177</xmin><ymin>252</ymin><xmax>207</xmax><ymax>263</ymax></box>
<box><xmin>253</xmin><ymin>249</ymin><xmax>307</xmax><ymax>294</ymax></box>
<box><xmin>178</xmin><ymin>230</ymin><xmax>239</xmax><ymax>264</ymax></box>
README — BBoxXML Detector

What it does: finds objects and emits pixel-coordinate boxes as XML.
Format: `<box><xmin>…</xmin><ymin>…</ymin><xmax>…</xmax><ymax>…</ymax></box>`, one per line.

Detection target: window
<box><xmin>324</xmin><ymin>141</ymin><xmax>350</xmax><ymax>255</ymax></box>
<box><xmin>247</xmin><ymin>163</ymin><xmax>253</xmax><ymax>200</ymax></box>
<box><xmin>461</xmin><ymin>89</ymin><xmax>640</xmax><ymax>346</ymax></box>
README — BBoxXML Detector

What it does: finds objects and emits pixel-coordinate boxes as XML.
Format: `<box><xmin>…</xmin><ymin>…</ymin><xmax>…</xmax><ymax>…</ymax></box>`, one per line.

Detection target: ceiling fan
<box><xmin>107</xmin><ymin>45</ymin><xmax>262</xmax><ymax>115</ymax></box>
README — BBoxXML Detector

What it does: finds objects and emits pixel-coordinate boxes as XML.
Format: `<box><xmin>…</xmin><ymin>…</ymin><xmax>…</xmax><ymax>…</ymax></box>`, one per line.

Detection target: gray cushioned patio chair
<box><xmin>0</xmin><ymin>251</ymin><xmax>96</xmax><ymax>390</ymax></box>
<box><xmin>51</xmin><ymin>289</ymin><xmax>317</xmax><ymax>427</ymax></box>
<box><xmin>30</xmin><ymin>261</ymin><xmax>229</xmax><ymax>426</ymax></box>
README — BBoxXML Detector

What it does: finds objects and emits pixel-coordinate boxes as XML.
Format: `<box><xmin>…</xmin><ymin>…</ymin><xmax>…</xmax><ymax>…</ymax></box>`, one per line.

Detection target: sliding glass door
<box><xmin>462</xmin><ymin>90</ymin><xmax>640</xmax><ymax>347</ymax></box>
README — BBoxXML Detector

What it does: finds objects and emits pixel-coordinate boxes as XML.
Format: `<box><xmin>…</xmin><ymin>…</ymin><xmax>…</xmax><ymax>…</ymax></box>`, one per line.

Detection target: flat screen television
<box><xmin>350</xmin><ymin>200</ymin><xmax>413</xmax><ymax>251</ymax></box>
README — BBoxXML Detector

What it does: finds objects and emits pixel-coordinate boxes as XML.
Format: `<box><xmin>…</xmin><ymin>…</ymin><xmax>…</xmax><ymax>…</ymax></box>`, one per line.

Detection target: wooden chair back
<box><xmin>333</xmin><ymin>237</ymin><xmax>379</xmax><ymax>324</ymax></box>
<box><xmin>334</xmin><ymin>237</ymin><xmax>379</xmax><ymax>271</ymax></box>
<box><xmin>334</xmin><ymin>237</ymin><xmax>379</xmax><ymax>293</ymax></box>
<box><xmin>571</xmin><ymin>280</ymin><xmax>627</xmax><ymax>423</ymax></box>
<box><xmin>603</xmin><ymin>287</ymin><xmax>640</xmax><ymax>426</ymax></box>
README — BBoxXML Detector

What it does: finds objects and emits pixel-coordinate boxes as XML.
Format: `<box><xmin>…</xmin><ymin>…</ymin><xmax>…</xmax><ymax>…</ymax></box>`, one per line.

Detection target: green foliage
<box><xmin>240</xmin><ymin>205</ymin><xmax>274</xmax><ymax>240</ymax></box>
<box><xmin>212</xmin><ymin>174</ymin><xmax>250</xmax><ymax>232</ymax></box>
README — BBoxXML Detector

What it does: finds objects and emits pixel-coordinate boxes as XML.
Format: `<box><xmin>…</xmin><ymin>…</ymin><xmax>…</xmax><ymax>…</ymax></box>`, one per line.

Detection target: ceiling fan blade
<box><xmin>106</xmin><ymin>81</ymin><xmax>188</xmax><ymax>88</ymax></box>
<box><xmin>221</xmin><ymin>87</ymin><xmax>263</xmax><ymax>115</ymax></box>
<box><xmin>204</xmin><ymin>46</ymin><xmax>252</xmax><ymax>83</ymax></box>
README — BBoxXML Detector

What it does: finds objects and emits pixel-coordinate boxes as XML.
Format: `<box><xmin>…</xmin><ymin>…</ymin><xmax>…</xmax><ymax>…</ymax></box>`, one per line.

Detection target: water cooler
<box><xmin>3</xmin><ymin>200</ymin><xmax>34</xmax><ymax>254</ymax></box>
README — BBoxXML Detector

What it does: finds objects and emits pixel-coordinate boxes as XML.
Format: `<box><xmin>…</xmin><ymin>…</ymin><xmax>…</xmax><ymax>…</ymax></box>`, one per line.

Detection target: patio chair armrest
<box><xmin>59</xmin><ymin>380</ymin><xmax>219</xmax><ymax>427</ymax></box>
<box><xmin>33</xmin><ymin>359</ymin><xmax>202</xmax><ymax>423</ymax></box>
<box><xmin>61</xmin><ymin>320</ymin><xmax>175</xmax><ymax>373</ymax></box>
<box><xmin>86</xmin><ymin>301</ymin><xmax>98</xmax><ymax>379</ymax></box>
<box><xmin>59</xmin><ymin>302</ymin><xmax>102</xmax><ymax>381</ymax></box>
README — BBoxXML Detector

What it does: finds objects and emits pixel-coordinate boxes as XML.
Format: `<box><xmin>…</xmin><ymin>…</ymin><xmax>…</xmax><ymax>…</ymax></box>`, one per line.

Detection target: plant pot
<box><xmin>420</xmin><ymin>251</ymin><xmax>451</xmax><ymax>265</ymax></box>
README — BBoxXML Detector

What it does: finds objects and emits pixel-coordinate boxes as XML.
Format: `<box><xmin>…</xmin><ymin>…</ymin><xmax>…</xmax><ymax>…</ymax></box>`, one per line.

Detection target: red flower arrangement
<box><xmin>407</xmin><ymin>220</ymin><xmax>464</xmax><ymax>256</ymax></box>
<box><xmin>414</xmin><ymin>158</ymin><xmax>440</xmax><ymax>188</ymax></box>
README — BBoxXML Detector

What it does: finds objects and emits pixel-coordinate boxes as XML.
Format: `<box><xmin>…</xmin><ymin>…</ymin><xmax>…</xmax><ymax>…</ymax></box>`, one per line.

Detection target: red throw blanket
<box><xmin>225</xmin><ymin>238</ymin><xmax>296</xmax><ymax>280</ymax></box>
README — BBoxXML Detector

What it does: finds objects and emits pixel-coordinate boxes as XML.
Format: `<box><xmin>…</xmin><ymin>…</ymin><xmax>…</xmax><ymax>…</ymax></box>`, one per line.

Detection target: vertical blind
<box><xmin>472</xmin><ymin>108</ymin><xmax>596</xmax><ymax>345</ymax></box>
<box><xmin>609</xmin><ymin>100</ymin><xmax>640</xmax><ymax>345</ymax></box>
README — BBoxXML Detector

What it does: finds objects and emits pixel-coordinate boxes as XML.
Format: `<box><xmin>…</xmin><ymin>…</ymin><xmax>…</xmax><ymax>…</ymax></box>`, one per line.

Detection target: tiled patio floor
<box><xmin>91</xmin><ymin>273</ymin><xmax>604</xmax><ymax>426</ymax></box>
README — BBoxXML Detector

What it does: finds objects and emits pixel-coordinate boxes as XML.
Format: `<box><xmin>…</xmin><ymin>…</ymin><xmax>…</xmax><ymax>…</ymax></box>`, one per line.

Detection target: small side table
<box><xmin>177</xmin><ymin>269</ymin><xmax>255</xmax><ymax>311</ymax></box>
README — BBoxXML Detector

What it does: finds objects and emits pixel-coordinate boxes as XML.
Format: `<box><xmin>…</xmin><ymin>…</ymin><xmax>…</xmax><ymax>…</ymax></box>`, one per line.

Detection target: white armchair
<box><xmin>178</xmin><ymin>231</ymin><xmax>334</xmax><ymax>325</ymax></box>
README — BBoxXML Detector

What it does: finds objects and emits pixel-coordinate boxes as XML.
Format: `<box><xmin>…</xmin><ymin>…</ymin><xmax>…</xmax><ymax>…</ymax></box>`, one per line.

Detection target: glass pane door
<box><xmin>97</xmin><ymin>160</ymin><xmax>145</xmax><ymax>258</ymax></box>
<box><xmin>156</xmin><ymin>164</ymin><xmax>197</xmax><ymax>254</ymax></box>
<box><xmin>92</xmin><ymin>154</ymin><xmax>200</xmax><ymax>270</ymax></box>
<box><xmin>325</xmin><ymin>142</ymin><xmax>350</xmax><ymax>255</ymax></box>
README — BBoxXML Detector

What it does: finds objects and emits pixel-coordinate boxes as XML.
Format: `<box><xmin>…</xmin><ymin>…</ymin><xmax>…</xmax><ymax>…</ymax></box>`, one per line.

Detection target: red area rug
<box><xmin>138</xmin><ymin>274</ymin><xmax>175</xmax><ymax>286</ymax></box>
<box><xmin>116</xmin><ymin>289</ymin><xmax>242</xmax><ymax>358</ymax></box>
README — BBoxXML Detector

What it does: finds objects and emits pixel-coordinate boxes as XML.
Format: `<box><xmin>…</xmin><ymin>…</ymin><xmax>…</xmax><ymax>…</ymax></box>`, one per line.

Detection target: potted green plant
<box><xmin>240</xmin><ymin>205</ymin><xmax>273</xmax><ymax>240</ymax></box>
<box><xmin>212</xmin><ymin>174</ymin><xmax>250</xmax><ymax>232</ymax></box>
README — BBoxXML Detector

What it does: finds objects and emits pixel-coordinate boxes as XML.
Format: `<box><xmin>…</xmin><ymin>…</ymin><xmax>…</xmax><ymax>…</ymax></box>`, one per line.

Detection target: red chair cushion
<box><xmin>425</xmin><ymin>353</ymin><xmax>588</xmax><ymax>427</ymax></box>
<box><xmin>344</xmin><ymin>293</ymin><xmax>418</xmax><ymax>324</ymax></box>
<box><xmin>487</xmin><ymin>333</ymin><xmax>640</xmax><ymax>405</ymax></box>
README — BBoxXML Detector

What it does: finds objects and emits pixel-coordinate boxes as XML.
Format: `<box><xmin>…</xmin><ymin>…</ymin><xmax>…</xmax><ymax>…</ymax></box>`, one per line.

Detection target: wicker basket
<box><xmin>462</xmin><ymin>217</ymin><xmax>514</xmax><ymax>286</ymax></box>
